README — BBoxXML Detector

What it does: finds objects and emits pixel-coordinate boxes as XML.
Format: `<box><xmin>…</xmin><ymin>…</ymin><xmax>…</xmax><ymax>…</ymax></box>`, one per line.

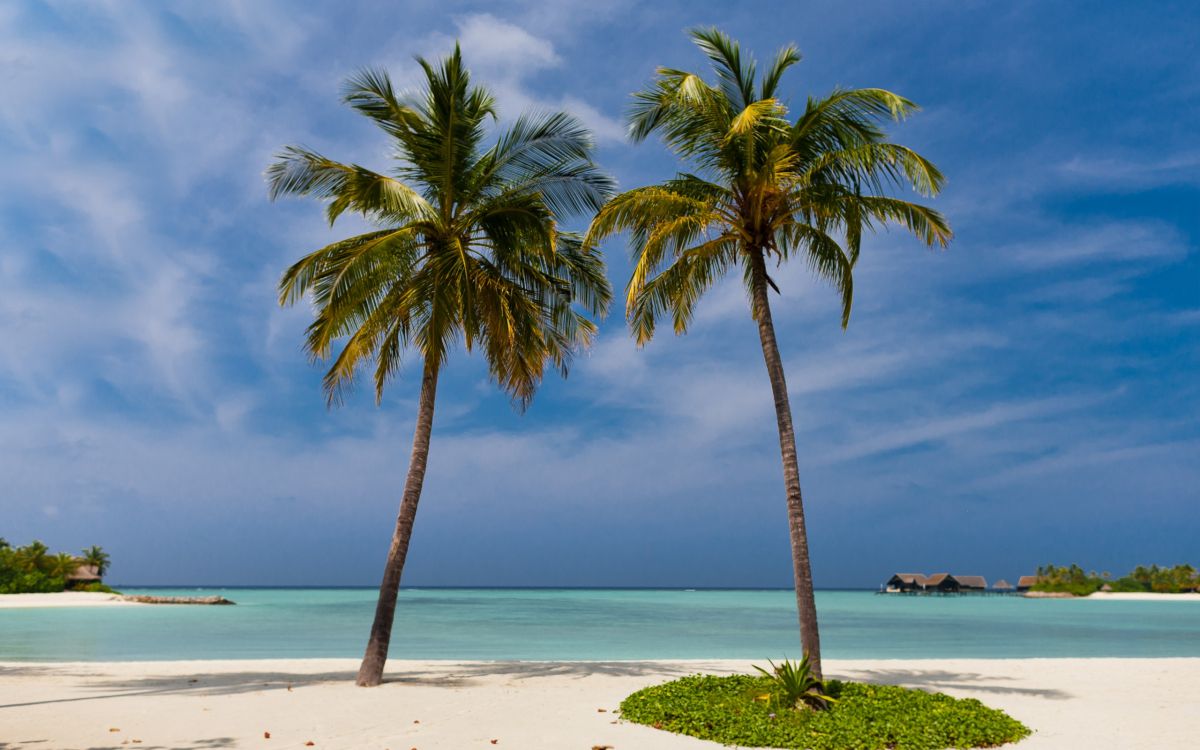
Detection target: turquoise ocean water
<box><xmin>2</xmin><ymin>588</ymin><xmax>1199</xmax><ymax>662</ymax></box>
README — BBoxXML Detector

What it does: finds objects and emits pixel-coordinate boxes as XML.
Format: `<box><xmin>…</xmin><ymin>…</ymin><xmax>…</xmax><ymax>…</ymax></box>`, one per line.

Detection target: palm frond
<box><xmin>689</xmin><ymin>27</ymin><xmax>757</xmax><ymax>108</ymax></box>
<box><xmin>341</xmin><ymin>67</ymin><xmax>425</xmax><ymax>140</ymax></box>
<box><xmin>266</xmin><ymin>147</ymin><xmax>435</xmax><ymax>225</ymax></box>
<box><xmin>802</xmin><ymin>142</ymin><xmax>946</xmax><ymax>197</ymax></box>
<box><xmin>628</xmin><ymin>235</ymin><xmax>739</xmax><ymax>344</ymax></box>
<box><xmin>854</xmin><ymin>196</ymin><xmax>952</xmax><ymax>248</ymax></box>
<box><xmin>726</xmin><ymin>99</ymin><xmax>788</xmax><ymax>143</ymax></box>
<box><xmin>761</xmin><ymin>43</ymin><xmax>801</xmax><ymax>99</ymax></box>
<box><xmin>776</xmin><ymin>222</ymin><xmax>854</xmax><ymax>327</ymax></box>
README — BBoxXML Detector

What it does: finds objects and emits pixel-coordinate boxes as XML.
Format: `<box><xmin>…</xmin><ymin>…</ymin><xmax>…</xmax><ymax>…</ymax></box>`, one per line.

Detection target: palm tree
<box><xmin>586</xmin><ymin>29</ymin><xmax>951</xmax><ymax>677</ymax></box>
<box><xmin>268</xmin><ymin>46</ymin><xmax>613</xmax><ymax>687</ymax></box>
<box><xmin>81</xmin><ymin>546</ymin><xmax>111</xmax><ymax>577</ymax></box>
<box><xmin>47</xmin><ymin>552</ymin><xmax>81</xmax><ymax>580</ymax></box>
<box><xmin>16</xmin><ymin>540</ymin><xmax>49</xmax><ymax>573</ymax></box>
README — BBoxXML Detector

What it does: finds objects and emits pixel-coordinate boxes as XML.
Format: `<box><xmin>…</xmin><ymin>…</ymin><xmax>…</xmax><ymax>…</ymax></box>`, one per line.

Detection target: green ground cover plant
<box><xmin>620</xmin><ymin>673</ymin><xmax>1030</xmax><ymax>750</ymax></box>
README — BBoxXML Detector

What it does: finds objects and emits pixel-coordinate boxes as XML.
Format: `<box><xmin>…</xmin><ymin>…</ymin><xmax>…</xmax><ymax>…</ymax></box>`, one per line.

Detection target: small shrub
<box><xmin>620</xmin><ymin>673</ymin><xmax>1030</xmax><ymax>750</ymax></box>
<box><xmin>78</xmin><ymin>582</ymin><xmax>120</xmax><ymax>594</ymax></box>
<box><xmin>752</xmin><ymin>655</ymin><xmax>833</xmax><ymax>710</ymax></box>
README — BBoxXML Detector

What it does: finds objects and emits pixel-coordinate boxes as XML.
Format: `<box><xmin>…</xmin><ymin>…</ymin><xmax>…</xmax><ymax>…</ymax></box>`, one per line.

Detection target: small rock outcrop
<box><xmin>121</xmin><ymin>595</ymin><xmax>235</xmax><ymax>605</ymax></box>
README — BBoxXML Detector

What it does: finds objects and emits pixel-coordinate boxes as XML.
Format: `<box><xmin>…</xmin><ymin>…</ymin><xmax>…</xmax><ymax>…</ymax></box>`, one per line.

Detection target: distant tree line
<box><xmin>1033</xmin><ymin>563</ymin><xmax>1199</xmax><ymax>596</ymax></box>
<box><xmin>0</xmin><ymin>539</ymin><xmax>112</xmax><ymax>594</ymax></box>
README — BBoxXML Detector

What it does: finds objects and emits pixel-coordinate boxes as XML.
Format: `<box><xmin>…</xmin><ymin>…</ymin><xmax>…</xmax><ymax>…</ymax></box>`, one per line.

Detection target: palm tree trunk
<box><xmin>356</xmin><ymin>360</ymin><xmax>439</xmax><ymax>687</ymax></box>
<box><xmin>748</xmin><ymin>250</ymin><xmax>823</xmax><ymax>679</ymax></box>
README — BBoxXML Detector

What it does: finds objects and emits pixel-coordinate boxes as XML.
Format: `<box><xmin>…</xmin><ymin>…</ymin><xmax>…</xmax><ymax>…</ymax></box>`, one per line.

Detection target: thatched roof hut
<box><xmin>66</xmin><ymin>565</ymin><xmax>101</xmax><ymax>586</ymax></box>
<box><xmin>885</xmin><ymin>573</ymin><xmax>930</xmax><ymax>591</ymax></box>
<box><xmin>993</xmin><ymin>579</ymin><xmax>1014</xmax><ymax>590</ymax></box>
<box><xmin>954</xmin><ymin>575</ymin><xmax>988</xmax><ymax>591</ymax></box>
<box><xmin>923</xmin><ymin>573</ymin><xmax>961</xmax><ymax>591</ymax></box>
<box><xmin>1016</xmin><ymin>575</ymin><xmax>1040</xmax><ymax>591</ymax></box>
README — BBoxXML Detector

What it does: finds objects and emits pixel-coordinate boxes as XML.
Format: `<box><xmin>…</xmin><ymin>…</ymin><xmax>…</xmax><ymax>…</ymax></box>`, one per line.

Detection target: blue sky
<box><xmin>1</xmin><ymin>1</ymin><xmax>1197</xmax><ymax>587</ymax></box>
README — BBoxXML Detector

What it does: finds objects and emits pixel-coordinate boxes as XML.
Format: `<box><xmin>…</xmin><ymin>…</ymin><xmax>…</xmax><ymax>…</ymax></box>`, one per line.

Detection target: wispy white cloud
<box><xmin>1057</xmin><ymin>151</ymin><xmax>1200</xmax><ymax>188</ymax></box>
<box><xmin>973</xmin><ymin>437</ymin><xmax>1200</xmax><ymax>491</ymax></box>
<box><xmin>818</xmin><ymin>392</ymin><xmax>1112</xmax><ymax>465</ymax></box>
<box><xmin>418</xmin><ymin>14</ymin><xmax>627</xmax><ymax>143</ymax></box>
<box><xmin>1005</xmin><ymin>221</ymin><xmax>1186</xmax><ymax>269</ymax></box>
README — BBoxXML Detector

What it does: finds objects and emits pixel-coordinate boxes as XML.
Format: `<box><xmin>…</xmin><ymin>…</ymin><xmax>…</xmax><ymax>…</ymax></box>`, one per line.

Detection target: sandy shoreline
<box><xmin>1082</xmin><ymin>591</ymin><xmax>1200</xmax><ymax>601</ymax></box>
<box><xmin>0</xmin><ymin>591</ymin><xmax>141</xmax><ymax>608</ymax></box>
<box><xmin>1</xmin><ymin>658</ymin><xmax>1197</xmax><ymax>749</ymax></box>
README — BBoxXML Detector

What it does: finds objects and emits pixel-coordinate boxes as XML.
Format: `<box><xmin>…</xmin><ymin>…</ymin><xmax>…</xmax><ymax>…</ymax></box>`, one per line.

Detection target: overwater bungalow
<box><xmin>1017</xmin><ymin>575</ymin><xmax>1040</xmax><ymax>592</ymax></box>
<box><xmin>923</xmin><ymin>573</ymin><xmax>967</xmax><ymax>592</ymax></box>
<box><xmin>883</xmin><ymin>573</ymin><xmax>988</xmax><ymax>594</ymax></box>
<box><xmin>954</xmin><ymin>575</ymin><xmax>988</xmax><ymax>592</ymax></box>
<box><xmin>885</xmin><ymin>573</ymin><xmax>931</xmax><ymax>592</ymax></box>
<box><xmin>993</xmin><ymin>579</ymin><xmax>1014</xmax><ymax>591</ymax></box>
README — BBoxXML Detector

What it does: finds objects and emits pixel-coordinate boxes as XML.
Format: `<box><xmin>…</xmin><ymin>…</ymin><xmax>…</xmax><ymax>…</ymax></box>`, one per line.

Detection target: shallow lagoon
<box><xmin>2</xmin><ymin>588</ymin><xmax>1198</xmax><ymax>661</ymax></box>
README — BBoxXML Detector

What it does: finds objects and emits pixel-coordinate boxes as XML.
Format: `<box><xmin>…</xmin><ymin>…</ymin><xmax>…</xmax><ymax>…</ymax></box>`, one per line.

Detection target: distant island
<box><xmin>0</xmin><ymin>539</ymin><xmax>235</xmax><ymax>606</ymax></box>
<box><xmin>1028</xmin><ymin>563</ymin><xmax>1200</xmax><ymax>597</ymax></box>
<box><xmin>0</xmin><ymin>539</ymin><xmax>114</xmax><ymax>594</ymax></box>
<box><xmin>883</xmin><ymin>564</ymin><xmax>1200</xmax><ymax>597</ymax></box>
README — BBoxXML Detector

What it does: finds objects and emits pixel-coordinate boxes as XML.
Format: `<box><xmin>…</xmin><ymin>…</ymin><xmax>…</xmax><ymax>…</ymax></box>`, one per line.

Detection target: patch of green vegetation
<box><xmin>1032</xmin><ymin>563</ymin><xmax>1199</xmax><ymax>595</ymax></box>
<box><xmin>78</xmin><ymin>582</ymin><xmax>121</xmax><ymax>594</ymax></box>
<box><xmin>1029</xmin><ymin>564</ymin><xmax>1102</xmax><ymax>596</ymax></box>
<box><xmin>620</xmin><ymin>674</ymin><xmax>1030</xmax><ymax>750</ymax></box>
<box><xmin>0</xmin><ymin>539</ymin><xmax>112</xmax><ymax>594</ymax></box>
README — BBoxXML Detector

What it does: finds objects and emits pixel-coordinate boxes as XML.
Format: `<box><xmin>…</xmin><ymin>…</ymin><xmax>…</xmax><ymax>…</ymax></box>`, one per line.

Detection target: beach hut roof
<box><xmin>993</xmin><ymin>579</ymin><xmax>1014</xmax><ymax>589</ymax></box>
<box><xmin>67</xmin><ymin>565</ymin><xmax>100</xmax><ymax>582</ymax></box>
<box><xmin>955</xmin><ymin>575</ymin><xmax>988</xmax><ymax>589</ymax></box>
<box><xmin>924</xmin><ymin>573</ymin><xmax>953</xmax><ymax>585</ymax></box>
<box><xmin>1017</xmin><ymin>575</ymin><xmax>1040</xmax><ymax>587</ymax></box>
<box><xmin>1100</xmin><ymin>583</ymin><xmax>1113</xmax><ymax>592</ymax></box>
<box><xmin>889</xmin><ymin>573</ymin><xmax>929</xmax><ymax>585</ymax></box>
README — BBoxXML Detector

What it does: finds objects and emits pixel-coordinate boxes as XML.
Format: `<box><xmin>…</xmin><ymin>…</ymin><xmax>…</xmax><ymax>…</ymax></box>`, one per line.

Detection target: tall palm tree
<box><xmin>47</xmin><ymin>552</ymin><xmax>81</xmax><ymax>580</ymax></box>
<box><xmin>586</xmin><ymin>29</ymin><xmax>951</xmax><ymax>677</ymax></box>
<box><xmin>16</xmin><ymin>540</ymin><xmax>49</xmax><ymax>573</ymax></box>
<box><xmin>81</xmin><ymin>546</ymin><xmax>111</xmax><ymax>577</ymax></box>
<box><xmin>268</xmin><ymin>46</ymin><xmax>613</xmax><ymax>687</ymax></box>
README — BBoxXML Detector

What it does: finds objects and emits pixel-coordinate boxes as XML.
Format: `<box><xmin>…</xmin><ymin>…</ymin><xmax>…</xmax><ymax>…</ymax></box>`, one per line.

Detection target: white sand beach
<box><xmin>1</xmin><ymin>658</ymin><xmax>1196</xmax><ymax>749</ymax></box>
<box><xmin>1084</xmin><ymin>592</ymin><xmax>1200</xmax><ymax>601</ymax></box>
<box><xmin>0</xmin><ymin>592</ymin><xmax>139</xmax><ymax>608</ymax></box>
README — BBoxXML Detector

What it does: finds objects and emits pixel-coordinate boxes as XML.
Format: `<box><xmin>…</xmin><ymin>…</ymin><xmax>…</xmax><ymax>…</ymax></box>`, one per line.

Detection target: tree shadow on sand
<box><xmin>0</xmin><ymin>660</ymin><xmax>703</xmax><ymax>710</ymax></box>
<box><xmin>832</xmin><ymin>667</ymin><xmax>1073</xmax><ymax>700</ymax></box>
<box><xmin>430</xmin><ymin>659</ymin><xmax>705</xmax><ymax>681</ymax></box>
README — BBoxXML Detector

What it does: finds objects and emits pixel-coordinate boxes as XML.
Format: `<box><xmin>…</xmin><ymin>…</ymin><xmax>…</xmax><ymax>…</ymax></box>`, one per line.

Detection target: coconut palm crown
<box><xmin>47</xmin><ymin>552</ymin><xmax>81</xmax><ymax>580</ymax></box>
<box><xmin>269</xmin><ymin>46</ymin><xmax>613</xmax><ymax>407</ymax></box>
<box><xmin>585</xmin><ymin>28</ymin><xmax>951</xmax><ymax>677</ymax></box>
<box><xmin>267</xmin><ymin>46</ymin><xmax>614</xmax><ymax>686</ymax></box>
<box><xmin>81</xmin><ymin>545</ymin><xmax>111</xmax><ymax>577</ymax></box>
